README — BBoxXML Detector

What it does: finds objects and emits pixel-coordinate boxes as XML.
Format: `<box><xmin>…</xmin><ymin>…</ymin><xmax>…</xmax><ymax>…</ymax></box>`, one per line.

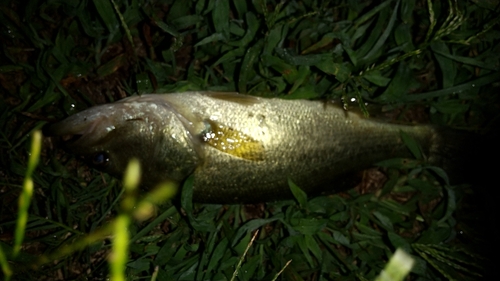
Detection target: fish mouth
<box><xmin>44</xmin><ymin>122</ymin><xmax>85</xmax><ymax>141</ymax></box>
<box><xmin>43</xmin><ymin>106</ymin><xmax>113</xmax><ymax>148</ymax></box>
<box><xmin>44</xmin><ymin>123</ymin><xmax>96</xmax><ymax>151</ymax></box>
<box><xmin>60</xmin><ymin>133</ymin><xmax>84</xmax><ymax>144</ymax></box>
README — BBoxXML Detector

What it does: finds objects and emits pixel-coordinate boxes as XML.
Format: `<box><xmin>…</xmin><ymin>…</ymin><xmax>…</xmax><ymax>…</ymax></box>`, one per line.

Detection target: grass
<box><xmin>0</xmin><ymin>0</ymin><xmax>499</xmax><ymax>280</ymax></box>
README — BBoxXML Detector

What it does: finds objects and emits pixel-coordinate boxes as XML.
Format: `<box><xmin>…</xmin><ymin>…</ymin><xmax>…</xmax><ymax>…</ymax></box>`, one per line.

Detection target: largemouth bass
<box><xmin>47</xmin><ymin>91</ymin><xmax>447</xmax><ymax>203</ymax></box>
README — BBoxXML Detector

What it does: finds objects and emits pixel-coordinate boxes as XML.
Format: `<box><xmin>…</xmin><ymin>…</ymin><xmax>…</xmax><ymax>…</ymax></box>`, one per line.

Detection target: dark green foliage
<box><xmin>1</xmin><ymin>0</ymin><xmax>499</xmax><ymax>280</ymax></box>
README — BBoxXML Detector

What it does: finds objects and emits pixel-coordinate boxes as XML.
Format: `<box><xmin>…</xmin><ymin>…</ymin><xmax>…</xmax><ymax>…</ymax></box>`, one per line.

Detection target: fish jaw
<box><xmin>46</xmin><ymin>104</ymin><xmax>119</xmax><ymax>149</ymax></box>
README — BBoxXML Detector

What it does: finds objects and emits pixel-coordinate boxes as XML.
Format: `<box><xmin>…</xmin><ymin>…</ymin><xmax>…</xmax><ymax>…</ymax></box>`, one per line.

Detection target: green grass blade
<box><xmin>432</xmin><ymin>48</ymin><xmax>498</xmax><ymax>71</ymax></box>
<box><xmin>404</xmin><ymin>71</ymin><xmax>500</xmax><ymax>101</ymax></box>
<box><xmin>353</xmin><ymin>0</ymin><xmax>394</xmax><ymax>26</ymax></box>
<box><xmin>109</xmin><ymin>160</ymin><xmax>140</xmax><ymax>280</ymax></box>
<box><xmin>13</xmin><ymin>131</ymin><xmax>41</xmax><ymax>256</ymax></box>
<box><xmin>399</xmin><ymin>130</ymin><xmax>423</xmax><ymax>160</ymax></box>
<box><xmin>238</xmin><ymin>40</ymin><xmax>263</xmax><ymax>93</ymax></box>
<box><xmin>92</xmin><ymin>0</ymin><xmax>119</xmax><ymax>34</ymax></box>
<box><xmin>361</xmin><ymin>0</ymin><xmax>400</xmax><ymax>63</ymax></box>
<box><xmin>230</xmin><ymin>230</ymin><xmax>259</xmax><ymax>281</ymax></box>
<box><xmin>110</xmin><ymin>215</ymin><xmax>130</xmax><ymax>281</ymax></box>
<box><xmin>110</xmin><ymin>0</ymin><xmax>135</xmax><ymax>50</ymax></box>
<box><xmin>212</xmin><ymin>0</ymin><xmax>230</xmax><ymax>40</ymax></box>
<box><xmin>0</xmin><ymin>243</ymin><xmax>12</xmax><ymax>281</ymax></box>
<box><xmin>270</xmin><ymin>259</ymin><xmax>292</xmax><ymax>281</ymax></box>
<box><xmin>129</xmin><ymin>206</ymin><xmax>177</xmax><ymax>243</ymax></box>
<box><xmin>375</xmin><ymin>249</ymin><xmax>415</xmax><ymax>281</ymax></box>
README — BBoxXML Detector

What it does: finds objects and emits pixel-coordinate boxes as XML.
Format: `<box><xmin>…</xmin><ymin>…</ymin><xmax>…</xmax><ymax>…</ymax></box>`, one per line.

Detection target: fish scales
<box><xmin>47</xmin><ymin>91</ymin><xmax>439</xmax><ymax>203</ymax></box>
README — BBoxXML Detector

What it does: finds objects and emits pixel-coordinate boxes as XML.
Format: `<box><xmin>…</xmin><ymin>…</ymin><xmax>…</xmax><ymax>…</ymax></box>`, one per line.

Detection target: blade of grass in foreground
<box><xmin>0</xmin><ymin>243</ymin><xmax>12</xmax><ymax>280</ymax></box>
<box><xmin>110</xmin><ymin>215</ymin><xmax>130</xmax><ymax>281</ymax></box>
<box><xmin>375</xmin><ymin>248</ymin><xmax>415</xmax><ymax>281</ymax></box>
<box><xmin>13</xmin><ymin>131</ymin><xmax>41</xmax><ymax>257</ymax></box>
<box><xmin>34</xmin><ymin>160</ymin><xmax>176</xmax><ymax>270</ymax></box>
<box><xmin>109</xmin><ymin>159</ymin><xmax>140</xmax><ymax>281</ymax></box>
<box><xmin>109</xmin><ymin>159</ymin><xmax>178</xmax><ymax>280</ymax></box>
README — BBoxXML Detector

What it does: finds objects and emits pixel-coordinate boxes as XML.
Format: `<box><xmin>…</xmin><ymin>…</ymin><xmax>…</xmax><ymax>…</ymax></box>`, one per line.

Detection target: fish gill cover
<box><xmin>0</xmin><ymin>0</ymin><xmax>499</xmax><ymax>280</ymax></box>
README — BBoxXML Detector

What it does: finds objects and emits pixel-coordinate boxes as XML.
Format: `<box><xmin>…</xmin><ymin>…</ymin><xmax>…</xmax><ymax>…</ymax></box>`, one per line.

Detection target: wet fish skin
<box><xmin>47</xmin><ymin>91</ymin><xmax>441</xmax><ymax>204</ymax></box>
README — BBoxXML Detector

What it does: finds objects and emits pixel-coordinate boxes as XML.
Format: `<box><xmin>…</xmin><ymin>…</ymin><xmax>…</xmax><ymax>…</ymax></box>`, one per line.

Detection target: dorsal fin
<box><xmin>203</xmin><ymin>92</ymin><xmax>262</xmax><ymax>106</ymax></box>
<box><xmin>321</xmin><ymin>97</ymin><xmax>386</xmax><ymax>119</ymax></box>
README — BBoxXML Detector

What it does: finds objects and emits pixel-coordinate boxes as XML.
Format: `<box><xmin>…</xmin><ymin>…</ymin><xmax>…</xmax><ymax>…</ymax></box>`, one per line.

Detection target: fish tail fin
<box><xmin>429</xmin><ymin>126</ymin><xmax>500</xmax><ymax>186</ymax></box>
<box><xmin>430</xmin><ymin>126</ymin><xmax>500</xmax><ymax>278</ymax></box>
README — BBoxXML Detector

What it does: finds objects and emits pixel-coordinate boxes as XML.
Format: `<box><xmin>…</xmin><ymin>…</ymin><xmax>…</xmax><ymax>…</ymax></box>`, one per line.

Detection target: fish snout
<box><xmin>43</xmin><ymin>107</ymin><xmax>116</xmax><ymax>149</ymax></box>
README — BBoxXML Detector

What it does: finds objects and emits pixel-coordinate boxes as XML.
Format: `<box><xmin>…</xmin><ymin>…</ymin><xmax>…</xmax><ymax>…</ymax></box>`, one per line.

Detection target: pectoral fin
<box><xmin>201</xmin><ymin>120</ymin><xmax>265</xmax><ymax>161</ymax></box>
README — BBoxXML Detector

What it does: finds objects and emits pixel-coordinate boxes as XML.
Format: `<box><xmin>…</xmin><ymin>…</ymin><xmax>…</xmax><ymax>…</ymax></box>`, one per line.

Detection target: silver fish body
<box><xmin>47</xmin><ymin>92</ymin><xmax>442</xmax><ymax>203</ymax></box>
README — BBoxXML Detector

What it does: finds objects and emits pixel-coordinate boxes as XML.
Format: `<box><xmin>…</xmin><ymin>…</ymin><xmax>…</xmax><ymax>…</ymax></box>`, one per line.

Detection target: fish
<box><xmin>46</xmin><ymin>91</ymin><xmax>454</xmax><ymax>204</ymax></box>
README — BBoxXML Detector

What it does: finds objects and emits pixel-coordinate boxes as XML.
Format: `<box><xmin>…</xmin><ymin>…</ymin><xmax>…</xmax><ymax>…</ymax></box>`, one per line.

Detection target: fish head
<box><xmin>46</xmin><ymin>98</ymin><xmax>200</xmax><ymax>186</ymax></box>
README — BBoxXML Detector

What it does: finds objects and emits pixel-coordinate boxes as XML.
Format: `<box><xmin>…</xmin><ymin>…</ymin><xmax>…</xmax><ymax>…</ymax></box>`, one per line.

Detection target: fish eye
<box><xmin>92</xmin><ymin>152</ymin><xmax>109</xmax><ymax>166</ymax></box>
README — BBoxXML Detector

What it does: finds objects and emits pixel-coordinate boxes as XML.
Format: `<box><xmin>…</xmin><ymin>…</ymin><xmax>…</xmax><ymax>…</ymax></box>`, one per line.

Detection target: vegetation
<box><xmin>0</xmin><ymin>0</ymin><xmax>498</xmax><ymax>280</ymax></box>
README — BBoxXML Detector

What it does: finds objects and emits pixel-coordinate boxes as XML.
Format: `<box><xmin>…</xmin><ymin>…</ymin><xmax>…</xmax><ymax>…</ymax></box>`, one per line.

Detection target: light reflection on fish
<box><xmin>46</xmin><ymin>91</ymin><xmax>448</xmax><ymax>204</ymax></box>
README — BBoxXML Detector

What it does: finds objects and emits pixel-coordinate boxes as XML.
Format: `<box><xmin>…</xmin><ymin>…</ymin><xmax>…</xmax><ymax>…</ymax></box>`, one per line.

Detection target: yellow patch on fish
<box><xmin>201</xmin><ymin>120</ymin><xmax>264</xmax><ymax>161</ymax></box>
